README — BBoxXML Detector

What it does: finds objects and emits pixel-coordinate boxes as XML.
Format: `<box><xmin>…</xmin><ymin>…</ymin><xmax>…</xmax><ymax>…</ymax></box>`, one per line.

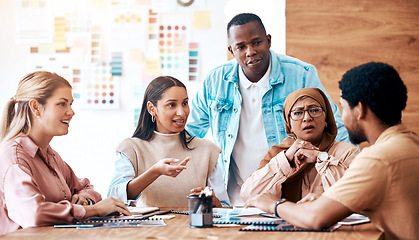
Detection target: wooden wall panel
<box><xmin>286</xmin><ymin>0</ymin><xmax>419</xmax><ymax>134</ymax></box>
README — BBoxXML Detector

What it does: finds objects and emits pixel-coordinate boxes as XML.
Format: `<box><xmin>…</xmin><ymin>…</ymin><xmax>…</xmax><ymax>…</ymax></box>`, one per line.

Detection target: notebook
<box><xmin>96</xmin><ymin>219</ymin><xmax>166</xmax><ymax>228</ymax></box>
<box><xmin>55</xmin><ymin>219</ymin><xmax>166</xmax><ymax>229</ymax></box>
<box><xmin>240</xmin><ymin>222</ymin><xmax>341</xmax><ymax>232</ymax></box>
<box><xmin>213</xmin><ymin>217</ymin><xmax>284</xmax><ymax>225</ymax></box>
<box><xmin>78</xmin><ymin>210</ymin><xmax>170</xmax><ymax>224</ymax></box>
<box><xmin>128</xmin><ymin>206</ymin><xmax>159</xmax><ymax>215</ymax></box>
<box><xmin>259</xmin><ymin>213</ymin><xmax>370</xmax><ymax>226</ymax></box>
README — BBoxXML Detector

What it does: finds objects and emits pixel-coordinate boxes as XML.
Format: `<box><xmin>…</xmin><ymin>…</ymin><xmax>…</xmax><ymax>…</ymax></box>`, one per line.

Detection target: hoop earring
<box><xmin>151</xmin><ymin>115</ymin><xmax>155</xmax><ymax>123</ymax></box>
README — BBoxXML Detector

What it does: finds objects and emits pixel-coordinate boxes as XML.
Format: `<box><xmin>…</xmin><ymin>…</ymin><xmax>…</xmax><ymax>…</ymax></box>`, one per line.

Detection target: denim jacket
<box><xmin>186</xmin><ymin>50</ymin><xmax>348</xmax><ymax>197</ymax></box>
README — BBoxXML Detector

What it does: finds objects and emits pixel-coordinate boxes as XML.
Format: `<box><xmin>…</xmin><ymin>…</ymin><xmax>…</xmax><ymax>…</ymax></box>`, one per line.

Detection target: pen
<box><xmin>193</xmin><ymin>196</ymin><xmax>203</xmax><ymax>213</ymax></box>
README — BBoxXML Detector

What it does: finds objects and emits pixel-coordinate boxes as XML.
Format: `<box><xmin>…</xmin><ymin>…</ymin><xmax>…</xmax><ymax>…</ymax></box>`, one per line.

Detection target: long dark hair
<box><xmin>132</xmin><ymin>76</ymin><xmax>194</xmax><ymax>149</ymax></box>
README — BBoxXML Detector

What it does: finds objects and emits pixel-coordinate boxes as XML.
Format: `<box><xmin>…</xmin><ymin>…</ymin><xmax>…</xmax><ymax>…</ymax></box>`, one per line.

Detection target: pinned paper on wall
<box><xmin>111</xmin><ymin>8</ymin><xmax>147</xmax><ymax>50</ymax></box>
<box><xmin>147</xmin><ymin>9</ymin><xmax>159</xmax><ymax>58</ymax></box>
<box><xmin>135</xmin><ymin>0</ymin><xmax>152</xmax><ymax>5</ymax></box>
<box><xmin>65</xmin><ymin>5</ymin><xmax>91</xmax><ymax>32</ymax></box>
<box><xmin>188</xmin><ymin>42</ymin><xmax>200</xmax><ymax>81</ymax></box>
<box><xmin>91</xmin><ymin>26</ymin><xmax>102</xmax><ymax>62</ymax></box>
<box><xmin>110</xmin><ymin>0</ymin><xmax>132</xmax><ymax>6</ymax></box>
<box><xmin>82</xmin><ymin>62</ymin><xmax>120</xmax><ymax>109</ymax></box>
<box><xmin>28</xmin><ymin>53</ymin><xmax>72</xmax><ymax>85</ymax></box>
<box><xmin>111</xmin><ymin>52</ymin><xmax>123</xmax><ymax>76</ymax></box>
<box><xmin>130</xmin><ymin>83</ymin><xmax>147</xmax><ymax>127</ymax></box>
<box><xmin>158</xmin><ymin>22</ymin><xmax>190</xmax><ymax>80</ymax></box>
<box><xmin>193</xmin><ymin>11</ymin><xmax>210</xmax><ymax>29</ymax></box>
<box><xmin>72</xmin><ymin>68</ymin><xmax>82</xmax><ymax>100</ymax></box>
<box><xmin>128</xmin><ymin>48</ymin><xmax>144</xmax><ymax>63</ymax></box>
<box><xmin>54</xmin><ymin>17</ymin><xmax>67</xmax><ymax>51</ymax></box>
<box><xmin>16</xmin><ymin>0</ymin><xmax>53</xmax><ymax>43</ymax></box>
<box><xmin>68</xmin><ymin>33</ymin><xmax>90</xmax><ymax>64</ymax></box>
<box><xmin>152</xmin><ymin>0</ymin><xmax>176</xmax><ymax>12</ymax></box>
<box><xmin>38</xmin><ymin>43</ymin><xmax>55</xmax><ymax>54</ymax></box>
<box><xmin>144</xmin><ymin>58</ymin><xmax>162</xmax><ymax>77</ymax></box>
<box><xmin>89</xmin><ymin>0</ymin><xmax>106</xmax><ymax>9</ymax></box>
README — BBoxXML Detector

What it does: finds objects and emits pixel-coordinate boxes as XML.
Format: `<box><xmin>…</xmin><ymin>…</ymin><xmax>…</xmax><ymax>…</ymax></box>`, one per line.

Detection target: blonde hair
<box><xmin>0</xmin><ymin>71</ymin><xmax>72</xmax><ymax>144</ymax></box>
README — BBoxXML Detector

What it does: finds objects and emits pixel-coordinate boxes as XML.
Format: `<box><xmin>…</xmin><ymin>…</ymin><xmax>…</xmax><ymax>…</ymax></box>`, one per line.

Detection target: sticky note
<box><xmin>144</xmin><ymin>58</ymin><xmax>162</xmax><ymax>77</ymax></box>
<box><xmin>193</xmin><ymin>11</ymin><xmax>210</xmax><ymax>29</ymax></box>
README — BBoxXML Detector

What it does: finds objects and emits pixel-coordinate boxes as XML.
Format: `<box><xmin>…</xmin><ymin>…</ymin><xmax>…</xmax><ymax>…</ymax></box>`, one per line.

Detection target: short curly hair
<box><xmin>227</xmin><ymin>13</ymin><xmax>266</xmax><ymax>38</ymax></box>
<box><xmin>339</xmin><ymin>62</ymin><xmax>407</xmax><ymax>126</ymax></box>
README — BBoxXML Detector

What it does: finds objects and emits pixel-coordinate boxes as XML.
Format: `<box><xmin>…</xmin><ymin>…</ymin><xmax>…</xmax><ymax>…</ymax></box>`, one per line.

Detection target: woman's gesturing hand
<box><xmin>153</xmin><ymin>157</ymin><xmax>190</xmax><ymax>177</ymax></box>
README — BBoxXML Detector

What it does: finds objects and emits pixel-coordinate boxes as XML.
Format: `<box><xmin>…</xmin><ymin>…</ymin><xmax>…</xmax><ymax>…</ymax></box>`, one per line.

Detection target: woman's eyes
<box><xmin>182</xmin><ymin>101</ymin><xmax>188</xmax><ymax>106</ymax></box>
<box><xmin>310</xmin><ymin>108</ymin><xmax>320</xmax><ymax>114</ymax></box>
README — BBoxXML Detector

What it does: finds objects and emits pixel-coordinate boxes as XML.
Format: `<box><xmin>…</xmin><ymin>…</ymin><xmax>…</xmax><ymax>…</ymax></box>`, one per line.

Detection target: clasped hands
<box><xmin>285</xmin><ymin>139</ymin><xmax>321</xmax><ymax>170</ymax></box>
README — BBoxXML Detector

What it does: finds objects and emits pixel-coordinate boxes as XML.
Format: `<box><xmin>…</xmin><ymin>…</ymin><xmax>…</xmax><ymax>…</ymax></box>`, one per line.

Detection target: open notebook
<box><xmin>76</xmin><ymin>208</ymin><xmax>167</xmax><ymax>224</ymax></box>
<box><xmin>128</xmin><ymin>206</ymin><xmax>159</xmax><ymax>215</ymax></box>
<box><xmin>240</xmin><ymin>222</ymin><xmax>340</xmax><ymax>232</ymax></box>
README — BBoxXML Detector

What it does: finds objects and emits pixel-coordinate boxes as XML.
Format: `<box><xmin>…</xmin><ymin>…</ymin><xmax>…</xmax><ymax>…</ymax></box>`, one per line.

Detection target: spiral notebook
<box><xmin>213</xmin><ymin>217</ymin><xmax>284</xmax><ymax>225</ymax></box>
<box><xmin>77</xmin><ymin>210</ymin><xmax>170</xmax><ymax>224</ymax></box>
<box><xmin>240</xmin><ymin>222</ymin><xmax>341</xmax><ymax>232</ymax></box>
<box><xmin>55</xmin><ymin>219</ymin><xmax>166</xmax><ymax>228</ymax></box>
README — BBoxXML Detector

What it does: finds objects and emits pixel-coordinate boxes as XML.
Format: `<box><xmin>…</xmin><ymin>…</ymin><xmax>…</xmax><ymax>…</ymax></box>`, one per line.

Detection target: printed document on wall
<box><xmin>16</xmin><ymin>0</ymin><xmax>53</xmax><ymax>43</ymax></box>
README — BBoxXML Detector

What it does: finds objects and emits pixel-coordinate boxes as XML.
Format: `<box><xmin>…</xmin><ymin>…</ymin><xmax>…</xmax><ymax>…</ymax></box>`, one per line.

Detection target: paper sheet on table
<box><xmin>338</xmin><ymin>213</ymin><xmax>370</xmax><ymax>225</ymax></box>
<box><xmin>213</xmin><ymin>207</ymin><xmax>266</xmax><ymax>217</ymax></box>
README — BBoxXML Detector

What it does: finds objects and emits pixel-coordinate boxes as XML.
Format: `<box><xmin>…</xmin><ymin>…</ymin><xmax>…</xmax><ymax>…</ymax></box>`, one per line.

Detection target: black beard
<box><xmin>347</xmin><ymin>127</ymin><xmax>368</xmax><ymax>145</ymax></box>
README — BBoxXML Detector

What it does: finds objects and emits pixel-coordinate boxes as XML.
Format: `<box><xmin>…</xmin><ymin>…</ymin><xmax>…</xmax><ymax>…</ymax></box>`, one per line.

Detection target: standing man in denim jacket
<box><xmin>186</xmin><ymin>13</ymin><xmax>348</xmax><ymax>206</ymax></box>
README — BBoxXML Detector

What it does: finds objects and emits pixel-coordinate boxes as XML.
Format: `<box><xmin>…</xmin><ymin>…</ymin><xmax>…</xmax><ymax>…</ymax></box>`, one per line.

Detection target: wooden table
<box><xmin>0</xmin><ymin>208</ymin><xmax>383</xmax><ymax>240</ymax></box>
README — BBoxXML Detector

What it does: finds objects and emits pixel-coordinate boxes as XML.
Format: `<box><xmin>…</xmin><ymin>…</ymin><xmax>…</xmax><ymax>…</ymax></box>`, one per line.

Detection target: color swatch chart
<box><xmin>65</xmin><ymin>7</ymin><xmax>91</xmax><ymax>32</ymax></box>
<box><xmin>54</xmin><ymin>17</ymin><xmax>67</xmax><ymax>51</ymax></box>
<box><xmin>111</xmin><ymin>52</ymin><xmax>122</xmax><ymax>76</ymax></box>
<box><xmin>72</xmin><ymin>68</ymin><xmax>82</xmax><ymax>100</ymax></box>
<box><xmin>91</xmin><ymin>26</ymin><xmax>102</xmax><ymax>63</ymax></box>
<box><xmin>188</xmin><ymin>42</ymin><xmax>199</xmax><ymax>81</ymax></box>
<box><xmin>147</xmin><ymin>9</ymin><xmax>159</xmax><ymax>57</ymax></box>
<box><xmin>82</xmin><ymin>62</ymin><xmax>120</xmax><ymax>109</ymax></box>
<box><xmin>158</xmin><ymin>22</ymin><xmax>189</xmax><ymax>80</ymax></box>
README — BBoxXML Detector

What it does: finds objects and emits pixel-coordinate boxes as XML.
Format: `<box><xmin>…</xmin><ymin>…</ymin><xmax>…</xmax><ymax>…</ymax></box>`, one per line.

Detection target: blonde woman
<box><xmin>0</xmin><ymin>71</ymin><xmax>130</xmax><ymax>235</ymax></box>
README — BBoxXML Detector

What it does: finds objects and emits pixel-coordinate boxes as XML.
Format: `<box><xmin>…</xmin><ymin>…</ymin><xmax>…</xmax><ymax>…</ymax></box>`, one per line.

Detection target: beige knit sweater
<box><xmin>116</xmin><ymin>132</ymin><xmax>221</xmax><ymax>207</ymax></box>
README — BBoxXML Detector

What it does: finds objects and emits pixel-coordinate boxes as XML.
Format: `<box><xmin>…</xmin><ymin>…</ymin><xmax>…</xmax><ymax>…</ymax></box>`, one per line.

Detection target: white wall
<box><xmin>0</xmin><ymin>0</ymin><xmax>285</xmax><ymax>197</ymax></box>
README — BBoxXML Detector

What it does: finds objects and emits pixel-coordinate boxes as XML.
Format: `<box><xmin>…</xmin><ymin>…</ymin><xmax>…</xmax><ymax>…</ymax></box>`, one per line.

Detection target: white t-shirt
<box><xmin>229</xmin><ymin>62</ymin><xmax>271</xmax><ymax>206</ymax></box>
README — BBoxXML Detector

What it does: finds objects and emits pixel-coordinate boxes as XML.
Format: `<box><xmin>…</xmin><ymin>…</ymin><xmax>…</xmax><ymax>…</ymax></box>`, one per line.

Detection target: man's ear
<box><xmin>354</xmin><ymin>102</ymin><xmax>368</xmax><ymax>120</ymax></box>
<box><xmin>266</xmin><ymin>34</ymin><xmax>272</xmax><ymax>48</ymax></box>
<box><xmin>228</xmin><ymin>45</ymin><xmax>234</xmax><ymax>56</ymax></box>
<box><xmin>146</xmin><ymin>101</ymin><xmax>155</xmax><ymax>116</ymax></box>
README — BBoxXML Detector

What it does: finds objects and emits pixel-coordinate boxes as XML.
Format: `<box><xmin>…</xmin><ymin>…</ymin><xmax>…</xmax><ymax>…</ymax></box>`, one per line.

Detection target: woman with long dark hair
<box><xmin>108</xmin><ymin>76</ymin><xmax>226</xmax><ymax>207</ymax></box>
